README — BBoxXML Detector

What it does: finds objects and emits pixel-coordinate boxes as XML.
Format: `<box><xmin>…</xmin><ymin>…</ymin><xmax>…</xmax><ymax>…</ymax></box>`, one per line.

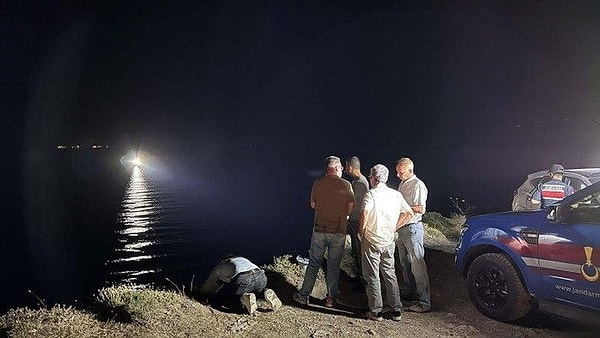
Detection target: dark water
<box><xmin>1</xmin><ymin>149</ymin><xmax>314</xmax><ymax>313</ymax></box>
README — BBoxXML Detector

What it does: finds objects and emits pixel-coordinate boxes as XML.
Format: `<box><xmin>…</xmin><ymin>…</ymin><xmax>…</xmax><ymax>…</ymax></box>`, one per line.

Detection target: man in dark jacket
<box><xmin>531</xmin><ymin>164</ymin><xmax>574</xmax><ymax>208</ymax></box>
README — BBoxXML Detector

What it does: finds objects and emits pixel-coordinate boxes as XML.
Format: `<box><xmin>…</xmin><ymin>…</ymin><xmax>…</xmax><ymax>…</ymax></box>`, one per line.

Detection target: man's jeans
<box><xmin>299</xmin><ymin>231</ymin><xmax>346</xmax><ymax>299</ymax></box>
<box><xmin>396</xmin><ymin>222</ymin><xmax>431</xmax><ymax>307</ymax></box>
<box><xmin>234</xmin><ymin>269</ymin><xmax>268</xmax><ymax>296</ymax></box>
<box><xmin>211</xmin><ymin>269</ymin><xmax>267</xmax><ymax>310</ymax></box>
<box><xmin>361</xmin><ymin>242</ymin><xmax>402</xmax><ymax>313</ymax></box>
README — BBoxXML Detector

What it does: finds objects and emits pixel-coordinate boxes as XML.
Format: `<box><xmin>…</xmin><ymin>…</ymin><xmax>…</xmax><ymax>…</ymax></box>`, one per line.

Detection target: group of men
<box><xmin>293</xmin><ymin>155</ymin><xmax>431</xmax><ymax>321</ymax></box>
<box><xmin>194</xmin><ymin>155</ymin><xmax>431</xmax><ymax>320</ymax></box>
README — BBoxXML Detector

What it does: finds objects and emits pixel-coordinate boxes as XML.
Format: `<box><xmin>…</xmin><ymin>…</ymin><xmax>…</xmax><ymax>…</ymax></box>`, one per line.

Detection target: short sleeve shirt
<box><xmin>349</xmin><ymin>175</ymin><xmax>369</xmax><ymax>222</ymax></box>
<box><xmin>362</xmin><ymin>184</ymin><xmax>412</xmax><ymax>249</ymax></box>
<box><xmin>311</xmin><ymin>175</ymin><xmax>355</xmax><ymax>234</ymax></box>
<box><xmin>398</xmin><ymin>175</ymin><xmax>428</xmax><ymax>224</ymax></box>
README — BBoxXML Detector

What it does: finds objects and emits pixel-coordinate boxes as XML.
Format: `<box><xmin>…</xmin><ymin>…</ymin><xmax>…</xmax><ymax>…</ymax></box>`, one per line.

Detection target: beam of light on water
<box><xmin>109</xmin><ymin>165</ymin><xmax>161</xmax><ymax>283</ymax></box>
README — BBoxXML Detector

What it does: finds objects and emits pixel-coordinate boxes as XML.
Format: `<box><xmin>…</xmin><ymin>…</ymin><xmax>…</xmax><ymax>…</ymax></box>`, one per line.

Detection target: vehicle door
<box><xmin>538</xmin><ymin>186</ymin><xmax>600</xmax><ymax>311</ymax></box>
<box><xmin>562</xmin><ymin>173</ymin><xmax>590</xmax><ymax>193</ymax></box>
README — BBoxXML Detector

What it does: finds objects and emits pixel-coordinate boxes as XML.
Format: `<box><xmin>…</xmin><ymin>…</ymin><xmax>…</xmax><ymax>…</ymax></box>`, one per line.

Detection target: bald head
<box><xmin>396</xmin><ymin>157</ymin><xmax>415</xmax><ymax>181</ymax></box>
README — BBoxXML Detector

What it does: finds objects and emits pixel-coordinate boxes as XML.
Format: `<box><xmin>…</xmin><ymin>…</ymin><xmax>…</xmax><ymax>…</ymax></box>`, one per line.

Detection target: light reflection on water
<box><xmin>104</xmin><ymin>161</ymin><xmax>313</xmax><ymax>289</ymax></box>
<box><xmin>109</xmin><ymin>165</ymin><xmax>182</xmax><ymax>284</ymax></box>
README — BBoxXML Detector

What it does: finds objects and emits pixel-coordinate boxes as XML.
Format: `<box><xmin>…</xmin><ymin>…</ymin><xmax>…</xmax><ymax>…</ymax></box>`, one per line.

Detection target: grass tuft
<box><xmin>95</xmin><ymin>284</ymin><xmax>183</xmax><ymax>323</ymax></box>
<box><xmin>423</xmin><ymin>212</ymin><xmax>465</xmax><ymax>240</ymax></box>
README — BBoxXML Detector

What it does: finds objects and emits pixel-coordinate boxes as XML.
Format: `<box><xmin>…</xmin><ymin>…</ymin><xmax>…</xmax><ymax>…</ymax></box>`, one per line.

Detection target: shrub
<box><xmin>95</xmin><ymin>285</ymin><xmax>182</xmax><ymax>323</ymax></box>
<box><xmin>422</xmin><ymin>212</ymin><xmax>465</xmax><ymax>240</ymax></box>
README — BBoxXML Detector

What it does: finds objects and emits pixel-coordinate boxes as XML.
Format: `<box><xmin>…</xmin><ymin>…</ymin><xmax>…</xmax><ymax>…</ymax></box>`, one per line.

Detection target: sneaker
<box><xmin>365</xmin><ymin>311</ymin><xmax>383</xmax><ymax>321</ymax></box>
<box><xmin>407</xmin><ymin>303</ymin><xmax>431</xmax><ymax>313</ymax></box>
<box><xmin>325</xmin><ymin>296</ymin><xmax>336</xmax><ymax>308</ymax></box>
<box><xmin>240</xmin><ymin>293</ymin><xmax>257</xmax><ymax>315</ymax></box>
<box><xmin>264</xmin><ymin>288</ymin><xmax>282</xmax><ymax>311</ymax></box>
<box><xmin>391</xmin><ymin>310</ymin><xmax>402</xmax><ymax>321</ymax></box>
<box><xmin>292</xmin><ymin>292</ymin><xmax>309</xmax><ymax>305</ymax></box>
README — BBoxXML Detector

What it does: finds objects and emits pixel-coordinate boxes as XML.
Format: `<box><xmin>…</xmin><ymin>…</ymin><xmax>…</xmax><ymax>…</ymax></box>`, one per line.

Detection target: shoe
<box><xmin>293</xmin><ymin>292</ymin><xmax>309</xmax><ymax>305</ymax></box>
<box><xmin>407</xmin><ymin>304</ymin><xmax>431</xmax><ymax>313</ymax></box>
<box><xmin>240</xmin><ymin>293</ymin><xmax>257</xmax><ymax>315</ymax></box>
<box><xmin>365</xmin><ymin>311</ymin><xmax>383</xmax><ymax>321</ymax></box>
<box><xmin>391</xmin><ymin>310</ymin><xmax>402</xmax><ymax>321</ymax></box>
<box><xmin>325</xmin><ymin>296</ymin><xmax>336</xmax><ymax>308</ymax></box>
<box><xmin>264</xmin><ymin>288</ymin><xmax>282</xmax><ymax>311</ymax></box>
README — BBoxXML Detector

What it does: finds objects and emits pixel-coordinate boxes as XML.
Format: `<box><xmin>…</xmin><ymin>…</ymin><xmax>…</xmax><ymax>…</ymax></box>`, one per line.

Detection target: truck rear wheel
<box><xmin>467</xmin><ymin>253</ymin><xmax>532</xmax><ymax>321</ymax></box>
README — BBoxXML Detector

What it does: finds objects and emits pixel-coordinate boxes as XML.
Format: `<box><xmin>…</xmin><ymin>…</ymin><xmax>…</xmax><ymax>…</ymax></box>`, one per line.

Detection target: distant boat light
<box><xmin>131</xmin><ymin>158</ymin><xmax>142</xmax><ymax>166</ymax></box>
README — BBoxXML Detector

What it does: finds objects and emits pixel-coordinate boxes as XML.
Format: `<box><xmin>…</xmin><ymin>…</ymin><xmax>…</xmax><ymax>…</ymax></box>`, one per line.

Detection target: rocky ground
<box><xmin>200</xmin><ymin>246</ymin><xmax>598</xmax><ymax>337</ymax></box>
<box><xmin>2</xmin><ymin>236</ymin><xmax>598</xmax><ymax>337</ymax></box>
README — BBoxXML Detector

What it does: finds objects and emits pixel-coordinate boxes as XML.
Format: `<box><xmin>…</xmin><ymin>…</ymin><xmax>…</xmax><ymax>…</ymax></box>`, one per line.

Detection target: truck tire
<box><xmin>467</xmin><ymin>253</ymin><xmax>532</xmax><ymax>321</ymax></box>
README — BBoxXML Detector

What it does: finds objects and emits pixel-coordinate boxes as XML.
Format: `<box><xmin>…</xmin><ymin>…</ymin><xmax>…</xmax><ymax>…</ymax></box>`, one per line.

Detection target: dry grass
<box><xmin>0</xmin><ymin>286</ymin><xmax>220</xmax><ymax>337</ymax></box>
<box><xmin>422</xmin><ymin>211</ymin><xmax>465</xmax><ymax>240</ymax></box>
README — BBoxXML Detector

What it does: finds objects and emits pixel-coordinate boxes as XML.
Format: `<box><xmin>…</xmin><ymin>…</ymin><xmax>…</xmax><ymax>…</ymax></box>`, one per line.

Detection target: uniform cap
<box><xmin>549</xmin><ymin>164</ymin><xmax>565</xmax><ymax>175</ymax></box>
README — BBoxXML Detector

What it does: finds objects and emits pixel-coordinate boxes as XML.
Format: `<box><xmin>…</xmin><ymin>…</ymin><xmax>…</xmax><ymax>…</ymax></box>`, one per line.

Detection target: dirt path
<box><xmin>208</xmin><ymin>248</ymin><xmax>598</xmax><ymax>337</ymax></box>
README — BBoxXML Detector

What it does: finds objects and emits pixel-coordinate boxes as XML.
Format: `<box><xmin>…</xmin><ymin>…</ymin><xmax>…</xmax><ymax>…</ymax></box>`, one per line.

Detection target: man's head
<box><xmin>396</xmin><ymin>157</ymin><xmax>414</xmax><ymax>181</ymax></box>
<box><xmin>369</xmin><ymin>164</ymin><xmax>389</xmax><ymax>186</ymax></box>
<box><xmin>549</xmin><ymin>163</ymin><xmax>565</xmax><ymax>179</ymax></box>
<box><xmin>345</xmin><ymin>156</ymin><xmax>361</xmax><ymax>178</ymax></box>
<box><xmin>324</xmin><ymin>155</ymin><xmax>343</xmax><ymax>177</ymax></box>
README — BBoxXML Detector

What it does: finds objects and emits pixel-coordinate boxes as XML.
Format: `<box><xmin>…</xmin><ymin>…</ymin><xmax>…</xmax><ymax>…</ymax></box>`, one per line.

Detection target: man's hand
<box><xmin>395</xmin><ymin>211</ymin><xmax>412</xmax><ymax>231</ymax></box>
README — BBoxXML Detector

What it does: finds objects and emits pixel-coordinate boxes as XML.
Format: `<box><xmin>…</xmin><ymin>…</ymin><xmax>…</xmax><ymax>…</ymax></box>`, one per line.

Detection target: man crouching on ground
<box><xmin>359</xmin><ymin>164</ymin><xmax>413</xmax><ymax>321</ymax></box>
<box><xmin>195</xmin><ymin>255</ymin><xmax>281</xmax><ymax>315</ymax></box>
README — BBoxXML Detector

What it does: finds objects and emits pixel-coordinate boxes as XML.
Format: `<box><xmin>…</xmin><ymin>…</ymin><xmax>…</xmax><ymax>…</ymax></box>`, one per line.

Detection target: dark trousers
<box><xmin>348</xmin><ymin>220</ymin><xmax>362</xmax><ymax>277</ymax></box>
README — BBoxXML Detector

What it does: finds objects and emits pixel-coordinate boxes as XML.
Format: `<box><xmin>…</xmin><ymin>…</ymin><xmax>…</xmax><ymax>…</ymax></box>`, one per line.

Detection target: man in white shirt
<box><xmin>360</xmin><ymin>164</ymin><xmax>413</xmax><ymax>321</ymax></box>
<box><xmin>395</xmin><ymin>157</ymin><xmax>431</xmax><ymax>313</ymax></box>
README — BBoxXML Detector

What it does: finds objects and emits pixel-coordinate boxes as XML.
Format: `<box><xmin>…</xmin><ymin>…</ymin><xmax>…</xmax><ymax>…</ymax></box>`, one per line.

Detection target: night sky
<box><xmin>4</xmin><ymin>1</ymin><xmax>600</xmax><ymax>214</ymax></box>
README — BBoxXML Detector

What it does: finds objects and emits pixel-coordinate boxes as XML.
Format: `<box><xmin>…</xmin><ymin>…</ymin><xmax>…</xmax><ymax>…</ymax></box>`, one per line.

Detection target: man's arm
<box><xmin>411</xmin><ymin>181</ymin><xmax>427</xmax><ymax>214</ymax></box>
<box><xmin>359</xmin><ymin>209</ymin><xmax>368</xmax><ymax>239</ymax></box>
<box><xmin>198</xmin><ymin>267</ymin><xmax>224</xmax><ymax>296</ymax></box>
<box><xmin>411</xmin><ymin>205</ymin><xmax>425</xmax><ymax>214</ymax></box>
<box><xmin>396</xmin><ymin>211</ymin><xmax>413</xmax><ymax>231</ymax></box>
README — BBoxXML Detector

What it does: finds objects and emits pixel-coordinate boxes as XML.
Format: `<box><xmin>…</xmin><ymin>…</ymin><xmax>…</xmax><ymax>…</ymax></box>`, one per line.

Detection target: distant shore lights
<box><xmin>56</xmin><ymin>144</ymin><xmax>109</xmax><ymax>150</ymax></box>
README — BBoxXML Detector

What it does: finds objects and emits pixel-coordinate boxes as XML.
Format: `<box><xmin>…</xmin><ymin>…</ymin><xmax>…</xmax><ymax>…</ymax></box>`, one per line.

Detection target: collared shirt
<box><xmin>398</xmin><ymin>175</ymin><xmax>428</xmax><ymax>224</ymax></box>
<box><xmin>362</xmin><ymin>183</ymin><xmax>412</xmax><ymax>249</ymax></box>
<box><xmin>198</xmin><ymin>257</ymin><xmax>260</xmax><ymax>294</ymax></box>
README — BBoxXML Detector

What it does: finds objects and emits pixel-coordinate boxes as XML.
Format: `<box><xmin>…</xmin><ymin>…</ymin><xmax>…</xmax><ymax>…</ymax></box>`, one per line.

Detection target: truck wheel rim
<box><xmin>474</xmin><ymin>266</ymin><xmax>509</xmax><ymax>309</ymax></box>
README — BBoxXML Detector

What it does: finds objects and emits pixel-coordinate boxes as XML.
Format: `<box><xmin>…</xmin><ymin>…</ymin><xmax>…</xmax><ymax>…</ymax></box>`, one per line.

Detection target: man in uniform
<box><xmin>531</xmin><ymin>164</ymin><xmax>574</xmax><ymax>208</ymax></box>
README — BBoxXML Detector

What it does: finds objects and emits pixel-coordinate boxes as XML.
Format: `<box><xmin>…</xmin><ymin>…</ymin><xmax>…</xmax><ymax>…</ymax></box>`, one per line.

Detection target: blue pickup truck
<box><xmin>455</xmin><ymin>181</ymin><xmax>600</xmax><ymax>324</ymax></box>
